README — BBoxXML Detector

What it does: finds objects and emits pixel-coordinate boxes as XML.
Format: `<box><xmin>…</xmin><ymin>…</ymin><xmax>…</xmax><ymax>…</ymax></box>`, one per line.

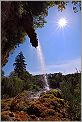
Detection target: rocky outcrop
<box><xmin>1</xmin><ymin>90</ymin><xmax>31</xmax><ymax>121</ymax></box>
<box><xmin>1</xmin><ymin>111</ymin><xmax>28</xmax><ymax>121</ymax></box>
<box><xmin>10</xmin><ymin>90</ymin><xmax>32</xmax><ymax>112</ymax></box>
<box><xmin>1</xmin><ymin>89</ymin><xmax>70</xmax><ymax>121</ymax></box>
<box><xmin>1</xmin><ymin>1</ymin><xmax>38</xmax><ymax>66</ymax></box>
<box><xmin>27</xmin><ymin>89</ymin><xmax>70</xmax><ymax>121</ymax></box>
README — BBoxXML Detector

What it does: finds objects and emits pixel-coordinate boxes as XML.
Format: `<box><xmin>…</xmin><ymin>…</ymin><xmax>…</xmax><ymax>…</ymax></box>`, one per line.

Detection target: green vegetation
<box><xmin>1</xmin><ymin>77</ymin><xmax>24</xmax><ymax>98</ymax></box>
<box><xmin>13</xmin><ymin>51</ymin><xmax>27</xmax><ymax>79</ymax></box>
<box><xmin>1</xmin><ymin>52</ymin><xmax>43</xmax><ymax>98</ymax></box>
<box><xmin>60</xmin><ymin>73</ymin><xmax>81</xmax><ymax>120</ymax></box>
<box><xmin>1</xmin><ymin>70</ymin><xmax>81</xmax><ymax>121</ymax></box>
<box><xmin>1</xmin><ymin>73</ymin><xmax>42</xmax><ymax>98</ymax></box>
<box><xmin>2</xmin><ymin>65</ymin><xmax>81</xmax><ymax>121</ymax></box>
<box><xmin>40</xmin><ymin>89</ymin><xmax>62</xmax><ymax>99</ymax></box>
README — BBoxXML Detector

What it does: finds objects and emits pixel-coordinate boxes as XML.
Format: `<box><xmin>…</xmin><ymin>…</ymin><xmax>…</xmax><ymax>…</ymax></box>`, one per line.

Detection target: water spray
<box><xmin>36</xmin><ymin>41</ymin><xmax>50</xmax><ymax>91</ymax></box>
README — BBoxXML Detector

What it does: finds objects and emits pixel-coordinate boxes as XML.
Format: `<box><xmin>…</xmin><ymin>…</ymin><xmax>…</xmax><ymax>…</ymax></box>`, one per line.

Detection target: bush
<box><xmin>1</xmin><ymin>73</ymin><xmax>42</xmax><ymax>98</ymax></box>
<box><xmin>1</xmin><ymin>77</ymin><xmax>24</xmax><ymax>98</ymax></box>
<box><xmin>60</xmin><ymin>73</ymin><xmax>81</xmax><ymax>120</ymax></box>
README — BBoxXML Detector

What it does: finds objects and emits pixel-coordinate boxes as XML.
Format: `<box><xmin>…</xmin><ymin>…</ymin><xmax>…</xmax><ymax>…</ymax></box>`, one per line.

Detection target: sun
<box><xmin>57</xmin><ymin>18</ymin><xmax>67</xmax><ymax>29</ymax></box>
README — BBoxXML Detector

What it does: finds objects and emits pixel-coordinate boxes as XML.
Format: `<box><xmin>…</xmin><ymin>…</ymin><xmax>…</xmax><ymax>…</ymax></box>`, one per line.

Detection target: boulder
<box><xmin>10</xmin><ymin>90</ymin><xmax>32</xmax><ymax>112</ymax></box>
<box><xmin>26</xmin><ymin>89</ymin><xmax>70</xmax><ymax>121</ymax></box>
<box><xmin>1</xmin><ymin>89</ymin><xmax>70</xmax><ymax>121</ymax></box>
<box><xmin>1</xmin><ymin>110</ymin><xmax>28</xmax><ymax>121</ymax></box>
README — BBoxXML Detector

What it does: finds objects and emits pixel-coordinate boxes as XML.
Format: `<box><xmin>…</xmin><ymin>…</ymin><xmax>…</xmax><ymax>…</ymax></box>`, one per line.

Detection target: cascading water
<box><xmin>36</xmin><ymin>41</ymin><xmax>50</xmax><ymax>91</ymax></box>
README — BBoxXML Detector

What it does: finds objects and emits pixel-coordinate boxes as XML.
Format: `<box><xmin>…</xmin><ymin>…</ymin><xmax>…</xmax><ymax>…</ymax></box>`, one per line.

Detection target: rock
<box><xmin>40</xmin><ymin>88</ymin><xmax>62</xmax><ymax>98</ymax></box>
<box><xmin>1</xmin><ymin>111</ymin><xmax>11</xmax><ymax>121</ymax></box>
<box><xmin>10</xmin><ymin>90</ymin><xmax>31</xmax><ymax>112</ymax></box>
<box><xmin>26</xmin><ymin>89</ymin><xmax>70</xmax><ymax>121</ymax></box>
<box><xmin>1</xmin><ymin>89</ymin><xmax>70</xmax><ymax>121</ymax></box>
<box><xmin>14</xmin><ymin>111</ymin><xmax>28</xmax><ymax>121</ymax></box>
<box><xmin>1</xmin><ymin>110</ymin><xmax>28</xmax><ymax>121</ymax></box>
<box><xmin>1</xmin><ymin>2</ymin><xmax>38</xmax><ymax>67</ymax></box>
<box><xmin>1</xmin><ymin>98</ymin><xmax>13</xmax><ymax>111</ymax></box>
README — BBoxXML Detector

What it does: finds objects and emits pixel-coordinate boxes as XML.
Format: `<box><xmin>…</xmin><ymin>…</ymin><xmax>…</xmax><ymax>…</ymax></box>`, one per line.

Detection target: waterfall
<box><xmin>36</xmin><ymin>41</ymin><xmax>50</xmax><ymax>91</ymax></box>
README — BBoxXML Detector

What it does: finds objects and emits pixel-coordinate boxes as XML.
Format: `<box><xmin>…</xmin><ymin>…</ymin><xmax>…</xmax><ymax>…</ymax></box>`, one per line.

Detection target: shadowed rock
<box><xmin>1</xmin><ymin>1</ymin><xmax>38</xmax><ymax>66</ymax></box>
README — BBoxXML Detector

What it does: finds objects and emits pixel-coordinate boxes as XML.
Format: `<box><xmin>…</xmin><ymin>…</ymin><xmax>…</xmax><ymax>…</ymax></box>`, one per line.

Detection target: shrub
<box><xmin>60</xmin><ymin>73</ymin><xmax>81</xmax><ymax>120</ymax></box>
<box><xmin>1</xmin><ymin>77</ymin><xmax>24</xmax><ymax>98</ymax></box>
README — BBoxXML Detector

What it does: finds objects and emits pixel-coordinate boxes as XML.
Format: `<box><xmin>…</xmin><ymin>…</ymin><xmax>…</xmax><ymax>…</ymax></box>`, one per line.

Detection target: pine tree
<box><xmin>13</xmin><ymin>51</ymin><xmax>27</xmax><ymax>78</ymax></box>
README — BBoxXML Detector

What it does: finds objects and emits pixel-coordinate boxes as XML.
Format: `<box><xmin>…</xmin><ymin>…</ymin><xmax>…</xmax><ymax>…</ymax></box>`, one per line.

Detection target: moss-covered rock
<box><xmin>1</xmin><ymin>98</ymin><xmax>13</xmax><ymax>111</ymax></box>
<box><xmin>40</xmin><ymin>89</ymin><xmax>62</xmax><ymax>98</ymax></box>
<box><xmin>10</xmin><ymin>90</ymin><xmax>31</xmax><ymax>112</ymax></box>
<box><xmin>1</xmin><ymin>90</ymin><xmax>31</xmax><ymax>121</ymax></box>
<box><xmin>26</xmin><ymin>89</ymin><xmax>70</xmax><ymax>121</ymax></box>
<box><xmin>1</xmin><ymin>110</ymin><xmax>28</xmax><ymax>121</ymax></box>
<box><xmin>1</xmin><ymin>89</ymin><xmax>70</xmax><ymax>121</ymax></box>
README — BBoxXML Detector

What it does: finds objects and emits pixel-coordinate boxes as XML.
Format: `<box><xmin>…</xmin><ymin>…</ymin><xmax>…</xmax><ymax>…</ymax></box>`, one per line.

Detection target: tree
<box><xmin>60</xmin><ymin>73</ymin><xmax>81</xmax><ymax>120</ymax></box>
<box><xmin>13</xmin><ymin>52</ymin><xmax>27</xmax><ymax>79</ymax></box>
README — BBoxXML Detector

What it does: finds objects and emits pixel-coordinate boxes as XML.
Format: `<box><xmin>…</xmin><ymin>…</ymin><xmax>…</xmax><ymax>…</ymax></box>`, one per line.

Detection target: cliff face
<box><xmin>1</xmin><ymin>1</ymin><xmax>38</xmax><ymax>67</ymax></box>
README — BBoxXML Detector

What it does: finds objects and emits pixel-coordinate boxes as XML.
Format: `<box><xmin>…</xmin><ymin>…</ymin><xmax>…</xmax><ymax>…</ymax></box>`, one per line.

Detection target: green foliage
<box><xmin>13</xmin><ymin>52</ymin><xmax>27</xmax><ymax>79</ymax></box>
<box><xmin>40</xmin><ymin>89</ymin><xmax>62</xmax><ymax>100</ymax></box>
<box><xmin>28</xmin><ymin>84</ymin><xmax>40</xmax><ymax>92</ymax></box>
<box><xmin>40</xmin><ymin>93</ymin><xmax>55</xmax><ymax>99</ymax></box>
<box><xmin>23</xmin><ymin>74</ymin><xmax>42</xmax><ymax>92</ymax></box>
<box><xmin>47</xmin><ymin>1</ymin><xmax>56</xmax><ymax>7</ymax></box>
<box><xmin>1</xmin><ymin>77</ymin><xmax>24</xmax><ymax>98</ymax></box>
<box><xmin>47</xmin><ymin>89</ymin><xmax>62</xmax><ymax>97</ymax></box>
<box><xmin>60</xmin><ymin>73</ymin><xmax>81</xmax><ymax>120</ymax></box>
<box><xmin>1</xmin><ymin>69</ymin><xmax>43</xmax><ymax>98</ymax></box>
<box><xmin>48</xmin><ymin>73</ymin><xmax>62</xmax><ymax>89</ymax></box>
<box><xmin>48</xmin><ymin>73</ymin><xmax>62</xmax><ymax>82</ymax></box>
<box><xmin>33</xmin><ymin>75</ymin><xmax>44</xmax><ymax>89</ymax></box>
<box><xmin>12</xmin><ymin>64</ymin><xmax>42</xmax><ymax>92</ymax></box>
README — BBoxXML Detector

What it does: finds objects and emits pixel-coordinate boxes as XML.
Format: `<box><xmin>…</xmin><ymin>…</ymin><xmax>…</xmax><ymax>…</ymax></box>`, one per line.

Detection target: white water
<box><xmin>36</xmin><ymin>42</ymin><xmax>50</xmax><ymax>91</ymax></box>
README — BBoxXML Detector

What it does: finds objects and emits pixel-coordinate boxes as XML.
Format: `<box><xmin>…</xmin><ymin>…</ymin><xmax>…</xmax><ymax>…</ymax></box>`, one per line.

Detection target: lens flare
<box><xmin>59</xmin><ymin>18</ymin><xmax>67</xmax><ymax>27</ymax></box>
<box><xmin>57</xmin><ymin>18</ymin><xmax>68</xmax><ymax>29</ymax></box>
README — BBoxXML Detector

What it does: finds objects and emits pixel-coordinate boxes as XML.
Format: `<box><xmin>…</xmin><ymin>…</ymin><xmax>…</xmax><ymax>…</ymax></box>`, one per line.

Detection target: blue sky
<box><xmin>3</xmin><ymin>2</ymin><xmax>81</xmax><ymax>76</ymax></box>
